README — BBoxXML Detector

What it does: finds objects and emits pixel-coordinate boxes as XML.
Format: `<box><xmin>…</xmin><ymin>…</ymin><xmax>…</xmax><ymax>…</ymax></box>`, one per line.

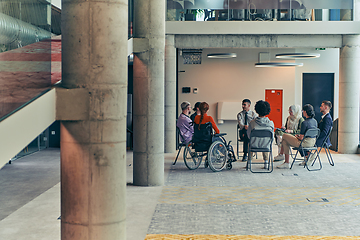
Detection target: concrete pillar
<box><xmin>133</xmin><ymin>0</ymin><xmax>165</xmax><ymax>186</ymax></box>
<box><xmin>61</xmin><ymin>0</ymin><xmax>128</xmax><ymax>238</ymax></box>
<box><xmin>339</xmin><ymin>35</ymin><xmax>360</xmax><ymax>153</ymax></box>
<box><xmin>165</xmin><ymin>35</ymin><xmax>177</xmax><ymax>153</ymax></box>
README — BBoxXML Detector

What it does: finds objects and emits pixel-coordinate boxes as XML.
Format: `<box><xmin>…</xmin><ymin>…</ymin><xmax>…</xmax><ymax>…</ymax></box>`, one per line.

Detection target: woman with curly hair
<box><xmin>246</xmin><ymin>100</ymin><xmax>274</xmax><ymax>164</ymax></box>
<box><xmin>194</xmin><ymin>102</ymin><xmax>220</xmax><ymax>134</ymax></box>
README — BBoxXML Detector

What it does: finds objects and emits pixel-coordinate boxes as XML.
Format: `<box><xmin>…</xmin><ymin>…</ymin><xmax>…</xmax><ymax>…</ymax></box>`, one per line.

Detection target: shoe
<box><xmin>299</xmin><ymin>160</ymin><xmax>306</xmax><ymax>166</ymax></box>
<box><xmin>276</xmin><ymin>162</ymin><xmax>290</xmax><ymax>169</ymax></box>
<box><xmin>242</xmin><ymin>155</ymin><xmax>248</xmax><ymax>162</ymax></box>
<box><xmin>274</xmin><ymin>154</ymin><xmax>284</xmax><ymax>162</ymax></box>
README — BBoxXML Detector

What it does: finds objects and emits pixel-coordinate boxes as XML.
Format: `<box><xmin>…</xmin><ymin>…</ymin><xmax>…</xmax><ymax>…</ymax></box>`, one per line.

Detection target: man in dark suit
<box><xmin>316</xmin><ymin>100</ymin><xmax>333</xmax><ymax>147</ymax></box>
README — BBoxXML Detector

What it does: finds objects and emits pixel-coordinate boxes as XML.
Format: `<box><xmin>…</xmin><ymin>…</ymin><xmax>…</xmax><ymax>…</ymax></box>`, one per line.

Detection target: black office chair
<box><xmin>173</xmin><ymin>127</ymin><xmax>188</xmax><ymax>165</ymax></box>
<box><xmin>317</xmin><ymin>126</ymin><xmax>335</xmax><ymax>166</ymax></box>
<box><xmin>246</xmin><ymin>129</ymin><xmax>274</xmax><ymax>173</ymax></box>
<box><xmin>290</xmin><ymin>128</ymin><xmax>321</xmax><ymax>171</ymax></box>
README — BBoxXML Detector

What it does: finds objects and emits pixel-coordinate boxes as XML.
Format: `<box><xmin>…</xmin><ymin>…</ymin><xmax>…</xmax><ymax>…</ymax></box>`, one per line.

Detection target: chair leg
<box><xmin>290</xmin><ymin>150</ymin><xmax>300</xmax><ymax>169</ymax></box>
<box><xmin>325</xmin><ymin>147</ymin><xmax>335</xmax><ymax>166</ymax></box>
<box><xmin>173</xmin><ymin>146</ymin><xmax>182</xmax><ymax>165</ymax></box>
<box><xmin>305</xmin><ymin>150</ymin><xmax>322</xmax><ymax>171</ymax></box>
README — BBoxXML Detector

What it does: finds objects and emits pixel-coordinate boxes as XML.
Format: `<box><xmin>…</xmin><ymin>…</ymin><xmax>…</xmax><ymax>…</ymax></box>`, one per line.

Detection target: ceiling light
<box><xmin>275</xmin><ymin>53</ymin><xmax>320</xmax><ymax>59</ymax></box>
<box><xmin>255</xmin><ymin>62</ymin><xmax>304</xmax><ymax>67</ymax></box>
<box><xmin>207</xmin><ymin>53</ymin><xmax>237</xmax><ymax>59</ymax></box>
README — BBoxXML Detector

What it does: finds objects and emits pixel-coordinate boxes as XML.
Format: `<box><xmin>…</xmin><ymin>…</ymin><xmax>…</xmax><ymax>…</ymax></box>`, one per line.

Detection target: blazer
<box><xmin>316</xmin><ymin>113</ymin><xmax>333</xmax><ymax>147</ymax></box>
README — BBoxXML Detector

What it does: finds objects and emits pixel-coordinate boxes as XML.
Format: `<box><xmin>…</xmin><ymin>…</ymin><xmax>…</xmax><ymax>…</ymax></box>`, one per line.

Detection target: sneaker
<box><xmin>242</xmin><ymin>155</ymin><xmax>248</xmax><ymax>162</ymax></box>
<box><xmin>276</xmin><ymin>162</ymin><xmax>290</xmax><ymax>169</ymax></box>
<box><xmin>274</xmin><ymin>154</ymin><xmax>285</xmax><ymax>162</ymax></box>
<box><xmin>299</xmin><ymin>160</ymin><xmax>306</xmax><ymax>166</ymax></box>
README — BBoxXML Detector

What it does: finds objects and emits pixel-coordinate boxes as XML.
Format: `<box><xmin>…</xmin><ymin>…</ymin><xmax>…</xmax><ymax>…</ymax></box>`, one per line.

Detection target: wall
<box><xmin>0</xmin><ymin>89</ymin><xmax>56</xmax><ymax>168</ymax></box>
<box><xmin>295</xmin><ymin>48</ymin><xmax>340</xmax><ymax>120</ymax></box>
<box><xmin>177</xmin><ymin>47</ymin><xmax>339</xmax><ymax>146</ymax></box>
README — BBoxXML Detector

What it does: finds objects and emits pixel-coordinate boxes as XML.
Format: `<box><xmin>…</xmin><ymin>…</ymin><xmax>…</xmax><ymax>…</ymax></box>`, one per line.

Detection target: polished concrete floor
<box><xmin>0</xmin><ymin>147</ymin><xmax>360</xmax><ymax>240</ymax></box>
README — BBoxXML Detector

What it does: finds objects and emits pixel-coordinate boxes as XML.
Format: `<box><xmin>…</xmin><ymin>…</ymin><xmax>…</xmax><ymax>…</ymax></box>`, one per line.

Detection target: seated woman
<box><xmin>277</xmin><ymin>104</ymin><xmax>318</xmax><ymax>169</ymax></box>
<box><xmin>274</xmin><ymin>105</ymin><xmax>304</xmax><ymax>161</ymax></box>
<box><xmin>194</xmin><ymin>102</ymin><xmax>220</xmax><ymax>134</ymax></box>
<box><xmin>247</xmin><ymin>100</ymin><xmax>274</xmax><ymax>164</ymax></box>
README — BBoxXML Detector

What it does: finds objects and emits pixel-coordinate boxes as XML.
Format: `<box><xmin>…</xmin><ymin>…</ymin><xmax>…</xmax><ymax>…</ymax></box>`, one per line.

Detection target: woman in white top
<box><xmin>274</xmin><ymin>105</ymin><xmax>304</xmax><ymax>161</ymax></box>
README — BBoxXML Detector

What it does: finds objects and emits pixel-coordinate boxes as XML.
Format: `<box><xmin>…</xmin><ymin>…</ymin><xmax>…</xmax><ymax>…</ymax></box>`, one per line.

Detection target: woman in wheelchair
<box><xmin>184</xmin><ymin>102</ymin><xmax>235</xmax><ymax>171</ymax></box>
<box><xmin>277</xmin><ymin>104</ymin><xmax>318</xmax><ymax>169</ymax></box>
<box><xmin>194</xmin><ymin>102</ymin><xmax>220</xmax><ymax>134</ymax></box>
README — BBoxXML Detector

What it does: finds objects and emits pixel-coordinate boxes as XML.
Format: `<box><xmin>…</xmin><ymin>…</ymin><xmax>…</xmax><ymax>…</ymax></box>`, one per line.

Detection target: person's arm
<box><xmin>184</xmin><ymin>117</ymin><xmax>194</xmax><ymax>134</ymax></box>
<box><xmin>318</xmin><ymin>116</ymin><xmax>332</xmax><ymax>142</ymax></box>
<box><xmin>237</xmin><ymin>112</ymin><xmax>245</xmax><ymax>129</ymax></box>
<box><xmin>209</xmin><ymin>116</ymin><xmax>220</xmax><ymax>134</ymax></box>
<box><xmin>292</xmin><ymin>117</ymin><xmax>304</xmax><ymax>135</ymax></box>
<box><xmin>246</xmin><ymin>120</ymin><xmax>253</xmax><ymax>139</ymax></box>
<box><xmin>295</xmin><ymin>134</ymin><xmax>305</xmax><ymax>141</ymax></box>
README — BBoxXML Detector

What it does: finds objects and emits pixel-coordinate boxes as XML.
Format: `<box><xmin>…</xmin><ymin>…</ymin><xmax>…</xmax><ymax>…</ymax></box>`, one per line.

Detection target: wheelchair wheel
<box><xmin>183</xmin><ymin>144</ymin><xmax>202</xmax><ymax>170</ymax></box>
<box><xmin>208</xmin><ymin>141</ymin><xmax>227</xmax><ymax>172</ymax></box>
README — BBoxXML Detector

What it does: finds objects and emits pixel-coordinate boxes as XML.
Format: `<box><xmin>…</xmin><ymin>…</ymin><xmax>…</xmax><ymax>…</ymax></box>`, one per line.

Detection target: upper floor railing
<box><xmin>166</xmin><ymin>0</ymin><xmax>354</xmax><ymax>21</ymax></box>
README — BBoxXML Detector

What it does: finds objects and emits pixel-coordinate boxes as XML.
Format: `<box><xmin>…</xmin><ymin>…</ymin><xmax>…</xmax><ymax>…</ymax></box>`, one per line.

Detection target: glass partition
<box><xmin>167</xmin><ymin>0</ymin><xmax>353</xmax><ymax>21</ymax></box>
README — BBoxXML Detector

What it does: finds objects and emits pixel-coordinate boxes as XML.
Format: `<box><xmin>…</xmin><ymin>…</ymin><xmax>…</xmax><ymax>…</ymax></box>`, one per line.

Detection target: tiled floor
<box><xmin>0</xmin><ymin>148</ymin><xmax>360</xmax><ymax>240</ymax></box>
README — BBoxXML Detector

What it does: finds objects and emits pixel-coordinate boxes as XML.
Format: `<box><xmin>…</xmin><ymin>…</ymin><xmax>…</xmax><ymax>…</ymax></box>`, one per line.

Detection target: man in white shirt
<box><xmin>237</xmin><ymin>99</ymin><xmax>257</xmax><ymax>161</ymax></box>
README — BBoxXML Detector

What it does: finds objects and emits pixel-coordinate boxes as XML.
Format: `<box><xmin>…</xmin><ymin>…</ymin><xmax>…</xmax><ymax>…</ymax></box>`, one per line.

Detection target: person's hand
<box><xmin>244</xmin><ymin>125</ymin><xmax>248</xmax><ymax>130</ymax></box>
<box><xmin>285</xmin><ymin>129</ymin><xmax>292</xmax><ymax>133</ymax></box>
<box><xmin>281</xmin><ymin>125</ymin><xmax>286</xmax><ymax>130</ymax></box>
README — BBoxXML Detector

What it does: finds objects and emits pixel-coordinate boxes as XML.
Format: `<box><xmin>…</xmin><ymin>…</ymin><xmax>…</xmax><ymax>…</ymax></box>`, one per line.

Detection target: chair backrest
<box><xmin>176</xmin><ymin>126</ymin><xmax>186</xmax><ymax>147</ymax></box>
<box><xmin>249</xmin><ymin>128</ymin><xmax>273</xmax><ymax>152</ymax></box>
<box><xmin>303</xmin><ymin>128</ymin><xmax>320</xmax><ymax>139</ymax></box>
<box><xmin>192</xmin><ymin>122</ymin><xmax>213</xmax><ymax>152</ymax></box>
<box><xmin>300</xmin><ymin>128</ymin><xmax>320</xmax><ymax>147</ymax></box>
<box><xmin>320</xmin><ymin>126</ymin><xmax>333</xmax><ymax>148</ymax></box>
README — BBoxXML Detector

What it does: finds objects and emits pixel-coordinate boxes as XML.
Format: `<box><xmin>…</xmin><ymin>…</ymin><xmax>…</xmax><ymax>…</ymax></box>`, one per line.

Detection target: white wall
<box><xmin>177</xmin><ymin>48</ymin><xmax>339</xmax><ymax>146</ymax></box>
<box><xmin>0</xmin><ymin>89</ymin><xmax>56</xmax><ymax>168</ymax></box>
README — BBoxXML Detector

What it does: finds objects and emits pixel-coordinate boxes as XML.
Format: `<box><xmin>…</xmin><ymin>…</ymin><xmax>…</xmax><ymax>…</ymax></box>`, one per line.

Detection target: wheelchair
<box><xmin>183</xmin><ymin>122</ymin><xmax>236</xmax><ymax>172</ymax></box>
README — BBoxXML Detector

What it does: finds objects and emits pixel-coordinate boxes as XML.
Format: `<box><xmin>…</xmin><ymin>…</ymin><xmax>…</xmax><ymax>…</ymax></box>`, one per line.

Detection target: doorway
<box><xmin>303</xmin><ymin>73</ymin><xmax>334</xmax><ymax>123</ymax></box>
<box><xmin>265</xmin><ymin>89</ymin><xmax>283</xmax><ymax>129</ymax></box>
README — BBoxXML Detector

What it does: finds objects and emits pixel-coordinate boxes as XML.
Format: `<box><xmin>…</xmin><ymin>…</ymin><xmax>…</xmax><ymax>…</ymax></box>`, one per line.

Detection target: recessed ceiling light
<box><xmin>255</xmin><ymin>62</ymin><xmax>304</xmax><ymax>67</ymax></box>
<box><xmin>207</xmin><ymin>53</ymin><xmax>237</xmax><ymax>59</ymax></box>
<box><xmin>276</xmin><ymin>53</ymin><xmax>320</xmax><ymax>59</ymax></box>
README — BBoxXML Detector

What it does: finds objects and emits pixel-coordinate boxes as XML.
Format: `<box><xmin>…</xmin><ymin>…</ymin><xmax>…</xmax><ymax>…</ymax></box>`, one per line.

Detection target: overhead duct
<box><xmin>0</xmin><ymin>12</ymin><xmax>51</xmax><ymax>49</ymax></box>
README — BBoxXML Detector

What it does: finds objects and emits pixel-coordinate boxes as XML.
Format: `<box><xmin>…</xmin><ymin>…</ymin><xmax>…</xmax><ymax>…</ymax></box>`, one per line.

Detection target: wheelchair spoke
<box><xmin>208</xmin><ymin>141</ymin><xmax>227</xmax><ymax>172</ymax></box>
<box><xmin>183</xmin><ymin>144</ymin><xmax>202</xmax><ymax>170</ymax></box>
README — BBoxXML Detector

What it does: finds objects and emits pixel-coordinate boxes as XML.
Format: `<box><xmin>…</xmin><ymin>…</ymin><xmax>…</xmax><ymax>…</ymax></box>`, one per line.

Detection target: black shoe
<box><xmin>242</xmin><ymin>155</ymin><xmax>248</xmax><ymax>162</ymax></box>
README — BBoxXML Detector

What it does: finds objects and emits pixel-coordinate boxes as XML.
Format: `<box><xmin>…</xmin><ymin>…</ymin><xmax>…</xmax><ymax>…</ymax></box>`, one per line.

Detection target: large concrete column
<box><xmin>133</xmin><ymin>0</ymin><xmax>165</xmax><ymax>186</ymax></box>
<box><xmin>339</xmin><ymin>35</ymin><xmax>360</xmax><ymax>153</ymax></box>
<box><xmin>165</xmin><ymin>35</ymin><xmax>177</xmax><ymax>153</ymax></box>
<box><xmin>61</xmin><ymin>0</ymin><xmax>128</xmax><ymax>238</ymax></box>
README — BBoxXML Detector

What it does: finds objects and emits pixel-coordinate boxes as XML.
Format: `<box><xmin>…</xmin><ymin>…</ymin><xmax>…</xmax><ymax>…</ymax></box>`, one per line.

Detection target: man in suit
<box><xmin>316</xmin><ymin>100</ymin><xmax>333</xmax><ymax>148</ymax></box>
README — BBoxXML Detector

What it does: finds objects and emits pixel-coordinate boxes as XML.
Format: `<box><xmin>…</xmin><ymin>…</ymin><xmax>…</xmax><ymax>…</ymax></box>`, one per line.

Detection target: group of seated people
<box><xmin>177</xmin><ymin>98</ymin><xmax>333</xmax><ymax>170</ymax></box>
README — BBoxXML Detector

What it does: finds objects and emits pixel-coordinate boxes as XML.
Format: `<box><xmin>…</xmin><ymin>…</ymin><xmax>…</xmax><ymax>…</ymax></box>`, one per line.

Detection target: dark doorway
<box><xmin>302</xmin><ymin>73</ymin><xmax>334</xmax><ymax>123</ymax></box>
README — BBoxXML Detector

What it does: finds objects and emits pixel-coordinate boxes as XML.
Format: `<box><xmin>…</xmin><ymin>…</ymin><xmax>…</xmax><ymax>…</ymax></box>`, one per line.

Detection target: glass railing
<box><xmin>166</xmin><ymin>0</ymin><xmax>353</xmax><ymax>21</ymax></box>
